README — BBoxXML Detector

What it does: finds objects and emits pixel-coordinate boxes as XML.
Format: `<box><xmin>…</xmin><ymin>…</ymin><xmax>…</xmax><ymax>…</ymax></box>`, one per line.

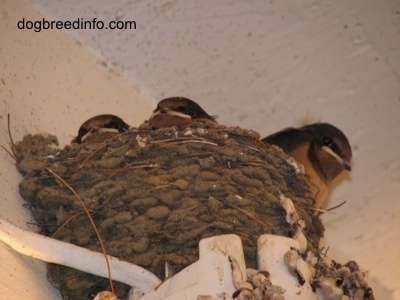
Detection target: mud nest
<box><xmin>15</xmin><ymin>121</ymin><xmax>324</xmax><ymax>299</ymax></box>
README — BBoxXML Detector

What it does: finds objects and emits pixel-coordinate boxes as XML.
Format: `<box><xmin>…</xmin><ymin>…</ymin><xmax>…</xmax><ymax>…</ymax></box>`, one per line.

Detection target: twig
<box><xmin>325</xmin><ymin>200</ymin><xmax>347</xmax><ymax>212</ymax></box>
<box><xmin>0</xmin><ymin>114</ymin><xmax>18</xmax><ymax>161</ymax></box>
<box><xmin>51</xmin><ymin>211</ymin><xmax>87</xmax><ymax>238</ymax></box>
<box><xmin>298</xmin><ymin>200</ymin><xmax>347</xmax><ymax>215</ymax></box>
<box><xmin>75</xmin><ymin>143</ymin><xmax>108</xmax><ymax>171</ymax></box>
<box><xmin>0</xmin><ymin>145</ymin><xmax>17</xmax><ymax>161</ymax></box>
<box><xmin>150</xmin><ymin>137</ymin><xmax>218</xmax><ymax>147</ymax></box>
<box><xmin>46</xmin><ymin>168</ymin><xmax>115</xmax><ymax>294</ymax></box>
<box><xmin>96</xmin><ymin>162</ymin><xmax>158</xmax><ymax>174</ymax></box>
<box><xmin>226</xmin><ymin>203</ymin><xmax>270</xmax><ymax>229</ymax></box>
<box><xmin>7</xmin><ymin>114</ymin><xmax>15</xmax><ymax>146</ymax></box>
<box><xmin>232</xmin><ymin>161</ymin><xmax>267</xmax><ymax>168</ymax></box>
<box><xmin>0</xmin><ymin>218</ymin><xmax>161</xmax><ymax>293</ymax></box>
<box><xmin>236</xmin><ymin>144</ymin><xmax>261</xmax><ymax>153</ymax></box>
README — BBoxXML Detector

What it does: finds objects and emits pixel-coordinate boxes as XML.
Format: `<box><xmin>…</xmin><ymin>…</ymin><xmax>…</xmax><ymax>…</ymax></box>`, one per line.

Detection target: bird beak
<box><xmin>321</xmin><ymin>145</ymin><xmax>351</xmax><ymax>171</ymax></box>
<box><xmin>165</xmin><ymin>109</ymin><xmax>192</xmax><ymax>119</ymax></box>
<box><xmin>150</xmin><ymin>108</ymin><xmax>191</xmax><ymax>120</ymax></box>
<box><xmin>97</xmin><ymin>128</ymin><xmax>121</xmax><ymax>134</ymax></box>
<box><xmin>80</xmin><ymin>131</ymin><xmax>91</xmax><ymax>143</ymax></box>
<box><xmin>71</xmin><ymin>136</ymin><xmax>80</xmax><ymax>144</ymax></box>
<box><xmin>80</xmin><ymin>128</ymin><xmax>120</xmax><ymax>143</ymax></box>
<box><xmin>150</xmin><ymin>109</ymin><xmax>161</xmax><ymax>119</ymax></box>
<box><xmin>342</xmin><ymin>160</ymin><xmax>352</xmax><ymax>171</ymax></box>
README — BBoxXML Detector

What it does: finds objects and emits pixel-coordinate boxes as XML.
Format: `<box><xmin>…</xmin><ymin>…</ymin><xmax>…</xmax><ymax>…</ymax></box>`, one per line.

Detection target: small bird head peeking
<box><xmin>262</xmin><ymin>123</ymin><xmax>352</xmax><ymax>208</ymax></box>
<box><xmin>149</xmin><ymin>97</ymin><xmax>217</xmax><ymax>129</ymax></box>
<box><xmin>72</xmin><ymin>114</ymin><xmax>130</xmax><ymax>144</ymax></box>
<box><xmin>304</xmin><ymin>123</ymin><xmax>351</xmax><ymax>178</ymax></box>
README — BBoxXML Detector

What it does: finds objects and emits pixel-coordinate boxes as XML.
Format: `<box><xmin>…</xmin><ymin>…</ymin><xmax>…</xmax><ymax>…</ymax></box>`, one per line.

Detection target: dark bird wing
<box><xmin>262</xmin><ymin>127</ymin><xmax>311</xmax><ymax>153</ymax></box>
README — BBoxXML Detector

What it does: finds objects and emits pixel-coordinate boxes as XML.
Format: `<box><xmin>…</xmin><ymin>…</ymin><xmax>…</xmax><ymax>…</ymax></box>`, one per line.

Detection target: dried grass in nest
<box><xmin>14</xmin><ymin>121</ymin><xmax>324</xmax><ymax>299</ymax></box>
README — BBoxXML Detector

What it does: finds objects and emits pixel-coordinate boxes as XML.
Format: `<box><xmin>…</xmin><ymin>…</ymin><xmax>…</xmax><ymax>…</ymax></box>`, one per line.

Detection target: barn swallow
<box><xmin>149</xmin><ymin>97</ymin><xmax>217</xmax><ymax>129</ymax></box>
<box><xmin>262</xmin><ymin>123</ymin><xmax>352</xmax><ymax>208</ymax></box>
<box><xmin>72</xmin><ymin>114</ymin><xmax>130</xmax><ymax>144</ymax></box>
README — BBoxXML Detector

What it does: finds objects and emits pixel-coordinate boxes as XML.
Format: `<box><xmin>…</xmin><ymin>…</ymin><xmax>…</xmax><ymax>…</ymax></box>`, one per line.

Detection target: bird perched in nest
<box><xmin>262</xmin><ymin>123</ymin><xmax>352</xmax><ymax>208</ymax></box>
<box><xmin>149</xmin><ymin>97</ymin><xmax>217</xmax><ymax>129</ymax></box>
<box><xmin>71</xmin><ymin>114</ymin><xmax>130</xmax><ymax>144</ymax></box>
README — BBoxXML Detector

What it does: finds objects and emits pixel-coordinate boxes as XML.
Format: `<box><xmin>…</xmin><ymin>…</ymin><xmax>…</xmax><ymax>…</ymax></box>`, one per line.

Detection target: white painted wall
<box><xmin>1</xmin><ymin>0</ymin><xmax>399</xmax><ymax>299</ymax></box>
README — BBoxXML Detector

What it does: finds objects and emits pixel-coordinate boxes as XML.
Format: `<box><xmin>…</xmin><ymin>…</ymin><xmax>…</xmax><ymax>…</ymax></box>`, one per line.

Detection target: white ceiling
<box><xmin>1</xmin><ymin>0</ymin><xmax>399</xmax><ymax>298</ymax></box>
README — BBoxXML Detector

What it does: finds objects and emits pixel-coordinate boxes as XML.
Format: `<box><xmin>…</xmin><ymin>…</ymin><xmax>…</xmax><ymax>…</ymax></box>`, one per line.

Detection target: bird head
<box><xmin>150</xmin><ymin>97</ymin><xmax>216</xmax><ymax>129</ymax></box>
<box><xmin>305</xmin><ymin>123</ymin><xmax>352</xmax><ymax>181</ymax></box>
<box><xmin>72</xmin><ymin>114</ymin><xmax>129</xmax><ymax>144</ymax></box>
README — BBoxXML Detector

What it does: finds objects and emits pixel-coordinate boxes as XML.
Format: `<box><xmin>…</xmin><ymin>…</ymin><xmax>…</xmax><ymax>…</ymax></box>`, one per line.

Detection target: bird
<box><xmin>149</xmin><ymin>97</ymin><xmax>217</xmax><ymax>129</ymax></box>
<box><xmin>71</xmin><ymin>114</ymin><xmax>130</xmax><ymax>144</ymax></box>
<box><xmin>262</xmin><ymin>123</ymin><xmax>352</xmax><ymax>208</ymax></box>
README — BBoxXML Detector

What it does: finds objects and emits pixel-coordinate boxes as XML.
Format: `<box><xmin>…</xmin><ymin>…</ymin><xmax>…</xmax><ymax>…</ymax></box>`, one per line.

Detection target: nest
<box><xmin>14</xmin><ymin>121</ymin><xmax>325</xmax><ymax>299</ymax></box>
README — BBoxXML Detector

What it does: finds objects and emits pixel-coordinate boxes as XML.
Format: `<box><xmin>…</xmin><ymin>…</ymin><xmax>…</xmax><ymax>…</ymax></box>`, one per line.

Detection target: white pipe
<box><xmin>0</xmin><ymin>218</ymin><xmax>161</xmax><ymax>294</ymax></box>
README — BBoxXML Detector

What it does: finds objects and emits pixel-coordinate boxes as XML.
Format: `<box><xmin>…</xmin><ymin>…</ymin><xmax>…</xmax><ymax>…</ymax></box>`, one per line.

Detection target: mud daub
<box><xmin>15</xmin><ymin>121</ymin><xmax>324</xmax><ymax>300</ymax></box>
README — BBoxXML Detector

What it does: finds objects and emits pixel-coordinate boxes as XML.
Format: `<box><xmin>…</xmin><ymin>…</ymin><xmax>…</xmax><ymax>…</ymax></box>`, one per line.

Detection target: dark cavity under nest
<box><xmin>14</xmin><ymin>121</ymin><xmax>324</xmax><ymax>300</ymax></box>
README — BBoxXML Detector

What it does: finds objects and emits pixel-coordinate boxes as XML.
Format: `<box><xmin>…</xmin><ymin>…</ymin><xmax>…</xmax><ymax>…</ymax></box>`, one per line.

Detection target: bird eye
<box><xmin>322</xmin><ymin>136</ymin><xmax>334</xmax><ymax>148</ymax></box>
<box><xmin>108</xmin><ymin>122</ymin><xmax>119</xmax><ymax>129</ymax></box>
<box><xmin>185</xmin><ymin>107</ymin><xmax>196</xmax><ymax>117</ymax></box>
<box><xmin>79</xmin><ymin>128</ymin><xmax>88</xmax><ymax>138</ymax></box>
